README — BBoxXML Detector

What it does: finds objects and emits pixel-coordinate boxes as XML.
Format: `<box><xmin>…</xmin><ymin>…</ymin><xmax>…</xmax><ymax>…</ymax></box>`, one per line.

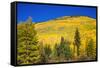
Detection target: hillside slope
<box><xmin>35</xmin><ymin>16</ymin><xmax>96</xmax><ymax>46</ymax></box>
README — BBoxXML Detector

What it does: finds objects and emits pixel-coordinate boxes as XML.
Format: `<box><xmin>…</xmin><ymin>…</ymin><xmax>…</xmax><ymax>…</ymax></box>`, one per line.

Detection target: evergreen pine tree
<box><xmin>59</xmin><ymin>37</ymin><xmax>65</xmax><ymax>58</ymax></box>
<box><xmin>39</xmin><ymin>42</ymin><xmax>46</xmax><ymax>63</ymax></box>
<box><xmin>86</xmin><ymin>38</ymin><xmax>95</xmax><ymax>59</ymax></box>
<box><xmin>17</xmin><ymin>17</ymin><xmax>40</xmax><ymax>64</ymax></box>
<box><xmin>73</xmin><ymin>28</ymin><xmax>81</xmax><ymax>56</ymax></box>
<box><xmin>64</xmin><ymin>40</ymin><xmax>72</xmax><ymax>60</ymax></box>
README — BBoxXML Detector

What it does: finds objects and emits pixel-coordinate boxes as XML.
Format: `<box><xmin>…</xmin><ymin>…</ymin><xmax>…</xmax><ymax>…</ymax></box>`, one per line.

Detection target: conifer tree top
<box><xmin>27</xmin><ymin>16</ymin><xmax>32</xmax><ymax>24</ymax></box>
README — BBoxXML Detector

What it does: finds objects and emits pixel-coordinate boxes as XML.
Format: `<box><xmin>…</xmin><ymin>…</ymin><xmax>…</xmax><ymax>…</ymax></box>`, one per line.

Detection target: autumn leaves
<box><xmin>17</xmin><ymin>18</ymin><xmax>96</xmax><ymax>65</ymax></box>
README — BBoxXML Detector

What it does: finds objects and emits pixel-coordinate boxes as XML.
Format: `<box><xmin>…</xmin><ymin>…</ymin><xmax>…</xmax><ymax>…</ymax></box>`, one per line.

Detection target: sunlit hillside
<box><xmin>35</xmin><ymin>16</ymin><xmax>96</xmax><ymax>46</ymax></box>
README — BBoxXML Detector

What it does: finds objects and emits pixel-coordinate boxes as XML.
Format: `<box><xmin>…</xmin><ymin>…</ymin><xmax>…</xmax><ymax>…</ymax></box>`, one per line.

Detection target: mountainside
<box><xmin>35</xmin><ymin>16</ymin><xmax>96</xmax><ymax>46</ymax></box>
